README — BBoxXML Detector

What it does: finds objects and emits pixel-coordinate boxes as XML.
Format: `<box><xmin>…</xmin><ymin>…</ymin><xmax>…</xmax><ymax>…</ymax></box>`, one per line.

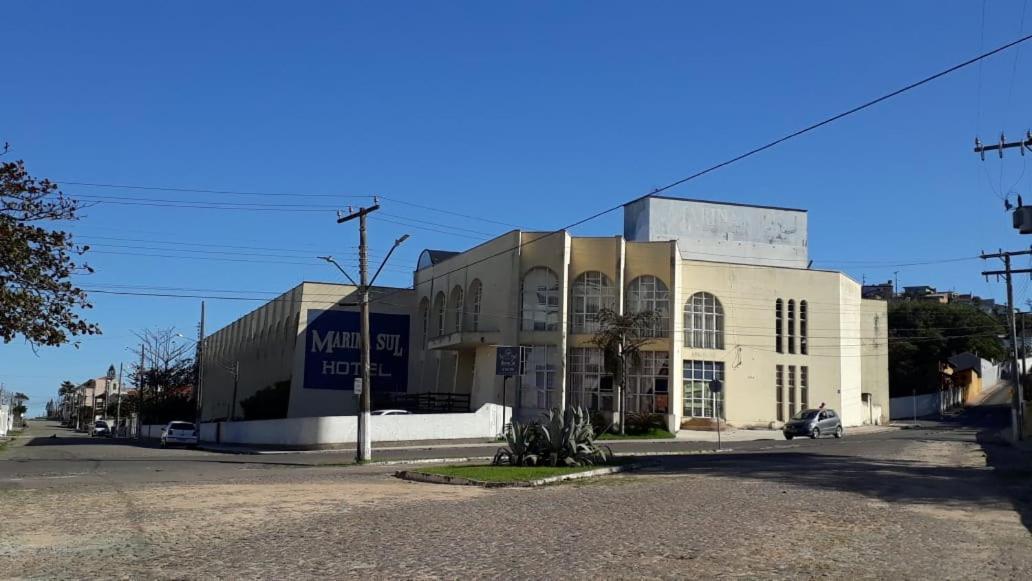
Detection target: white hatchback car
<box><xmin>160</xmin><ymin>421</ymin><xmax>199</xmax><ymax>448</ymax></box>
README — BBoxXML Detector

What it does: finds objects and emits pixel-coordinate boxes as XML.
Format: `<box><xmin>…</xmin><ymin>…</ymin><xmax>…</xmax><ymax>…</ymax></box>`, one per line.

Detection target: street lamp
<box><xmin>320</xmin><ymin>232</ymin><xmax>410</xmax><ymax>463</ymax></box>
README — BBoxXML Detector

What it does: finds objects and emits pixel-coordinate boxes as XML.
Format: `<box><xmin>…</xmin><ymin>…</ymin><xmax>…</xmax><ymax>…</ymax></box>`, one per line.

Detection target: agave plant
<box><xmin>492</xmin><ymin>420</ymin><xmax>539</xmax><ymax>466</ymax></box>
<box><xmin>493</xmin><ymin>406</ymin><xmax>613</xmax><ymax>467</ymax></box>
<box><xmin>537</xmin><ymin>406</ymin><xmax>612</xmax><ymax>467</ymax></box>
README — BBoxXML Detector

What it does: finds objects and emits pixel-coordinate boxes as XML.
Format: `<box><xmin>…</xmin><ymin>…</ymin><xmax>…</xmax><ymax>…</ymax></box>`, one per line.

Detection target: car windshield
<box><xmin>95</xmin><ymin>421</ymin><xmax>107</xmax><ymax>427</ymax></box>
<box><xmin>169</xmin><ymin>422</ymin><xmax>195</xmax><ymax>430</ymax></box>
<box><xmin>792</xmin><ymin>410</ymin><xmax>820</xmax><ymax>420</ymax></box>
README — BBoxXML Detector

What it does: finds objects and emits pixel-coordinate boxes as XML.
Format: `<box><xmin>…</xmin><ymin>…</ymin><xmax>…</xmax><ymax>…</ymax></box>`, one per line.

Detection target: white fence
<box><xmin>0</xmin><ymin>404</ymin><xmax>10</xmax><ymax>438</ymax></box>
<box><xmin>889</xmin><ymin>385</ymin><xmax>964</xmax><ymax>420</ymax></box>
<box><xmin>191</xmin><ymin>403</ymin><xmax>509</xmax><ymax>447</ymax></box>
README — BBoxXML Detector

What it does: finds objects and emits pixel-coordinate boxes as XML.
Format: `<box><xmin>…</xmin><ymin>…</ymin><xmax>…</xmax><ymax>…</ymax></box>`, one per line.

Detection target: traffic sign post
<box><xmin>495</xmin><ymin>346</ymin><xmax>520</xmax><ymax>436</ymax></box>
<box><xmin>710</xmin><ymin>379</ymin><xmax>724</xmax><ymax>451</ymax></box>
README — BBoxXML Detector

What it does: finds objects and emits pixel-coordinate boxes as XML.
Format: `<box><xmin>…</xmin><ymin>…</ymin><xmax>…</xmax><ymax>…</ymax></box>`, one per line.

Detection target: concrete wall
<box><xmin>200</xmin><ymin>403</ymin><xmax>509</xmax><ymax>447</ymax></box>
<box><xmin>981</xmin><ymin>359</ymin><xmax>1001</xmax><ymax>389</ymax></box>
<box><xmin>678</xmin><ymin>259</ymin><xmax>862</xmax><ymax>427</ymax></box>
<box><xmin>0</xmin><ymin>404</ymin><xmax>10</xmax><ymax>437</ymax></box>
<box><xmin>625</xmin><ymin>197</ymin><xmax>809</xmax><ymax>268</ymax></box>
<box><xmin>860</xmin><ymin>299</ymin><xmax>890</xmax><ymax>425</ymax></box>
<box><xmin>201</xmin><ymin>285</ymin><xmax>304</xmax><ymax>421</ymax></box>
<box><xmin>890</xmin><ymin>392</ymin><xmax>943</xmax><ymax>420</ymax></box>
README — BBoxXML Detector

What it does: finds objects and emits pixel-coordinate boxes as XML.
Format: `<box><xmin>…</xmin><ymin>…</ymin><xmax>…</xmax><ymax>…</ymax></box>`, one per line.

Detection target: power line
<box><xmin>369</xmin><ymin>31</ymin><xmax>1032</xmax><ymax>307</ymax></box>
<box><xmin>55</xmin><ymin>180</ymin><xmax>522</xmax><ymax>228</ymax></box>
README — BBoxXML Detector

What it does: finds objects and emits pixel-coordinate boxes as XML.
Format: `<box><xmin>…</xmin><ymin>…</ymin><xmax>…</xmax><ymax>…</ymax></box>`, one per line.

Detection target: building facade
<box><xmin>199</xmin><ymin>282</ymin><xmax>414</xmax><ymax>421</ymax></box>
<box><xmin>199</xmin><ymin>197</ymin><xmax>889</xmax><ymax>431</ymax></box>
<box><xmin>413</xmin><ymin>197</ymin><xmax>888</xmax><ymax>429</ymax></box>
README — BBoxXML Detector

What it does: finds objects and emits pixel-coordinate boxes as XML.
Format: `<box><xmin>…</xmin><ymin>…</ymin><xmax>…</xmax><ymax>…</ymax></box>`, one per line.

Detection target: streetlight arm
<box><xmin>369</xmin><ymin>234</ymin><xmax>410</xmax><ymax>288</ymax></box>
<box><xmin>319</xmin><ymin>256</ymin><xmax>359</xmax><ymax>287</ymax></box>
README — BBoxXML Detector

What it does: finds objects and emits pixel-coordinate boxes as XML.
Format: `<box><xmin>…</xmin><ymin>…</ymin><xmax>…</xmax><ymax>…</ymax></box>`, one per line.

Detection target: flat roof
<box><xmin>627</xmin><ymin>194</ymin><xmax>807</xmax><ymax>213</ymax></box>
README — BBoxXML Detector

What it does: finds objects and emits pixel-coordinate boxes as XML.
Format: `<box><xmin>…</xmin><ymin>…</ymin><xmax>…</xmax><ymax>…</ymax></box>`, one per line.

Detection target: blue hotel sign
<box><xmin>303</xmin><ymin>310</ymin><xmax>409</xmax><ymax>392</ymax></box>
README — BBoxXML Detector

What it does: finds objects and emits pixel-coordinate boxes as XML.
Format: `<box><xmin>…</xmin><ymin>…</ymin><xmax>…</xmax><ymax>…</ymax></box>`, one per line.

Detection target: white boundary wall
<box><xmin>196</xmin><ymin>403</ymin><xmax>509</xmax><ymax>447</ymax></box>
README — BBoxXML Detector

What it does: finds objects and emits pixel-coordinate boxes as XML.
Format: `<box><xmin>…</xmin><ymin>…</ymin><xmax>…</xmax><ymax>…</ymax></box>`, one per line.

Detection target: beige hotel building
<box><xmin>200</xmin><ymin>196</ymin><xmax>888</xmax><ymax>433</ymax></box>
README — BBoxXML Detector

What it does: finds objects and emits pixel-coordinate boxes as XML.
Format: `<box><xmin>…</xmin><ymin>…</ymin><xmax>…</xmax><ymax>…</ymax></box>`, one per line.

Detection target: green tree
<box><xmin>1</xmin><ymin>152</ymin><xmax>99</xmax><ymax>347</ymax></box>
<box><xmin>888</xmin><ymin>301</ymin><xmax>1006</xmax><ymax>396</ymax></box>
<box><xmin>589</xmin><ymin>308</ymin><xmax>658</xmax><ymax>434</ymax></box>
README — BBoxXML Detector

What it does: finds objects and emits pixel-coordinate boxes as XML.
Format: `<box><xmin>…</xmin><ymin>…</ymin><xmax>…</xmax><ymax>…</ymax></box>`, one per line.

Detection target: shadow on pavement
<box><xmin>973</xmin><ymin>405</ymin><xmax>1032</xmax><ymax>535</ymax></box>
<box><xmin>23</xmin><ymin>435</ymin><xmax>162</xmax><ymax>449</ymax></box>
<box><xmin>639</xmin><ymin>405</ymin><xmax>1032</xmax><ymax>534</ymax></box>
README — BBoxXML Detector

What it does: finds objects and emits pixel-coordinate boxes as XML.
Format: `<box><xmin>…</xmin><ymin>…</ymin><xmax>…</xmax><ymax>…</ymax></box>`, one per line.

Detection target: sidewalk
<box><xmin>200</xmin><ymin>424</ymin><xmax>901</xmax><ymax>456</ymax></box>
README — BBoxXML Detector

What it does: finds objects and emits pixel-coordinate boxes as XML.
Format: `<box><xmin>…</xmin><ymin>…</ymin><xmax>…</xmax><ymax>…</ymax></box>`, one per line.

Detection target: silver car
<box><xmin>783</xmin><ymin>408</ymin><xmax>843</xmax><ymax>440</ymax></box>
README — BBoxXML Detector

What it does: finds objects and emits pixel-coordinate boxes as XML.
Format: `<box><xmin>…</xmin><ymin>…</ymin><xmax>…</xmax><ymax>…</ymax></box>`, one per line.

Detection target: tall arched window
<box><xmin>685</xmin><ymin>292</ymin><xmax>724</xmax><ymax>349</ymax></box>
<box><xmin>570</xmin><ymin>271</ymin><xmax>615</xmax><ymax>333</ymax></box>
<box><xmin>521</xmin><ymin>267</ymin><xmax>560</xmax><ymax>331</ymax></box>
<box><xmin>787</xmin><ymin>299</ymin><xmax>796</xmax><ymax>354</ymax></box>
<box><xmin>775</xmin><ymin>299</ymin><xmax>784</xmax><ymax>353</ymax></box>
<box><xmin>419</xmin><ymin>297</ymin><xmax>430</xmax><ymax>346</ymax></box>
<box><xmin>466</xmin><ymin>279</ymin><xmax>483</xmax><ymax>331</ymax></box>
<box><xmin>800</xmin><ymin>300</ymin><xmax>808</xmax><ymax>355</ymax></box>
<box><xmin>449</xmin><ymin>285</ymin><xmax>464</xmax><ymax>333</ymax></box>
<box><xmin>433</xmin><ymin>292</ymin><xmax>446</xmax><ymax>337</ymax></box>
<box><xmin>625</xmin><ymin>275</ymin><xmax>670</xmax><ymax>338</ymax></box>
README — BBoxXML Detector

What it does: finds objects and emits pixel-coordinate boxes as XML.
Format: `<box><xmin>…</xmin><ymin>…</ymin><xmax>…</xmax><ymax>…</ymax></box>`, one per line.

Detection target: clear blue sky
<box><xmin>3</xmin><ymin>1</ymin><xmax>1031</xmax><ymax>415</ymax></box>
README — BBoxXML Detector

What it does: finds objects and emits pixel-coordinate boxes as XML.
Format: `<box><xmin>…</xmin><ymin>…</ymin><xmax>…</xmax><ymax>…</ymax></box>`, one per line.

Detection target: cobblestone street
<box><xmin>2</xmin><ymin>409</ymin><xmax>1031</xmax><ymax>579</ymax></box>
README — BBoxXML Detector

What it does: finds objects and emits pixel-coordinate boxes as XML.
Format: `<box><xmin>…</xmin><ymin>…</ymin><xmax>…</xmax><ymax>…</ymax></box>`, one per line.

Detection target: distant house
<box><xmin>862</xmin><ymin>280</ymin><xmax>894</xmax><ymax>300</ymax></box>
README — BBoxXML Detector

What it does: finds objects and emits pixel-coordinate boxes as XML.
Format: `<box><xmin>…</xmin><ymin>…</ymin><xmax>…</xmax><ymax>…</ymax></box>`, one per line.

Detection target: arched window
<box><xmin>418</xmin><ymin>297</ymin><xmax>430</xmax><ymax>346</ymax></box>
<box><xmin>521</xmin><ymin>267</ymin><xmax>560</xmax><ymax>331</ymax></box>
<box><xmin>775</xmin><ymin>299</ymin><xmax>784</xmax><ymax>353</ymax></box>
<box><xmin>800</xmin><ymin>300</ymin><xmax>808</xmax><ymax>355</ymax></box>
<box><xmin>449</xmin><ymin>285</ymin><xmax>464</xmax><ymax>333</ymax></box>
<box><xmin>787</xmin><ymin>299</ymin><xmax>796</xmax><ymax>354</ymax></box>
<box><xmin>685</xmin><ymin>292</ymin><xmax>724</xmax><ymax>349</ymax></box>
<box><xmin>466</xmin><ymin>279</ymin><xmax>483</xmax><ymax>331</ymax></box>
<box><xmin>570</xmin><ymin>271</ymin><xmax>615</xmax><ymax>333</ymax></box>
<box><xmin>433</xmin><ymin>292</ymin><xmax>446</xmax><ymax>337</ymax></box>
<box><xmin>625</xmin><ymin>275</ymin><xmax>670</xmax><ymax>338</ymax></box>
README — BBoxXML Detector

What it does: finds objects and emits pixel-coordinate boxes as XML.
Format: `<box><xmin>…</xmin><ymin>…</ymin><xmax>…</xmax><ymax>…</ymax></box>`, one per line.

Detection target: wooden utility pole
<box><xmin>337</xmin><ymin>202</ymin><xmax>380</xmax><ymax>462</ymax></box>
<box><xmin>195</xmin><ymin>301</ymin><xmax>205</xmax><ymax>426</ymax></box>
<box><xmin>981</xmin><ymin>248</ymin><xmax>1032</xmax><ymax>441</ymax></box>
<box><xmin>327</xmin><ymin>199</ymin><xmax>409</xmax><ymax>463</ymax></box>
<box><xmin>137</xmin><ymin>345</ymin><xmax>145</xmax><ymax>438</ymax></box>
<box><xmin>115</xmin><ymin>362</ymin><xmax>124</xmax><ymax>437</ymax></box>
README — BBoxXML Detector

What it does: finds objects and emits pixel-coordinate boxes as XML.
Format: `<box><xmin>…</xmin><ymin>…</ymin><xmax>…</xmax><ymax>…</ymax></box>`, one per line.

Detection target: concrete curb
<box><xmin>395</xmin><ymin>461</ymin><xmax>652</xmax><ymax>488</ymax></box>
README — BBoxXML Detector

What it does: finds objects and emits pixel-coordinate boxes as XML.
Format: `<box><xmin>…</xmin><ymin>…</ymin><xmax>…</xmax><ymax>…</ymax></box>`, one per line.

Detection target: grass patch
<box><xmin>598</xmin><ymin>428</ymin><xmax>675</xmax><ymax>440</ymax></box>
<box><xmin>418</xmin><ymin>464</ymin><xmax>599</xmax><ymax>483</ymax></box>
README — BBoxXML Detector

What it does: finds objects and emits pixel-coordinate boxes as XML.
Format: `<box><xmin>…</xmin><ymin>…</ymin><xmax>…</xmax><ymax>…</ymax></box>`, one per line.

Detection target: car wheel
<box><xmin>810</xmin><ymin>428</ymin><xmax>820</xmax><ymax>439</ymax></box>
<box><xmin>834</xmin><ymin>426</ymin><xmax>843</xmax><ymax>439</ymax></box>
<box><xmin>784</xmin><ymin>434</ymin><xmax>793</xmax><ymax>440</ymax></box>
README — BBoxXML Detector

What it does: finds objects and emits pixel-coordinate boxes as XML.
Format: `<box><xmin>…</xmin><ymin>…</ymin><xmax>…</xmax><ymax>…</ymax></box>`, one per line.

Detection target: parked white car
<box><xmin>371</xmin><ymin>409</ymin><xmax>411</xmax><ymax>416</ymax></box>
<box><xmin>160</xmin><ymin>421</ymin><xmax>199</xmax><ymax>448</ymax></box>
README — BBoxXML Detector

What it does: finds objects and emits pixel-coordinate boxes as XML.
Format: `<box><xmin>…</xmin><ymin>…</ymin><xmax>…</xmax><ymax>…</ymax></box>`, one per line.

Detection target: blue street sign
<box><xmin>495</xmin><ymin>346</ymin><xmax>520</xmax><ymax>376</ymax></box>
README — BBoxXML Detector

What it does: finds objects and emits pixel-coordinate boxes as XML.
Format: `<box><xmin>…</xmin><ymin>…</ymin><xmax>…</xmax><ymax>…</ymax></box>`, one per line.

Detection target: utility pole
<box><xmin>229</xmin><ymin>362</ymin><xmax>239</xmax><ymax>421</ymax></box>
<box><xmin>337</xmin><ymin>202</ymin><xmax>379</xmax><ymax>463</ymax></box>
<box><xmin>138</xmin><ymin>344</ymin><xmax>145</xmax><ymax>439</ymax></box>
<box><xmin>1021</xmin><ymin>311</ymin><xmax>1028</xmax><ymax>379</ymax></box>
<box><xmin>115</xmin><ymin>362</ymin><xmax>124</xmax><ymax>437</ymax></box>
<box><xmin>195</xmin><ymin>301</ymin><xmax>205</xmax><ymax>427</ymax></box>
<box><xmin>327</xmin><ymin>199</ymin><xmax>409</xmax><ymax>463</ymax></box>
<box><xmin>981</xmin><ymin>248</ymin><xmax>1032</xmax><ymax>442</ymax></box>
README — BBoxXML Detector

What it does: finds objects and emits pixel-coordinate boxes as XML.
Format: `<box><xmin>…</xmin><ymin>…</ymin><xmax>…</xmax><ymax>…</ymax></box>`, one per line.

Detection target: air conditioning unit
<box><xmin>1013</xmin><ymin>206</ymin><xmax>1032</xmax><ymax>234</ymax></box>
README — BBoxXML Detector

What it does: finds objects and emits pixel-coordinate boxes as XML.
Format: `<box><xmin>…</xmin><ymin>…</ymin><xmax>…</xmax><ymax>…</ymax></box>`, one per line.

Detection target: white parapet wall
<box><xmin>197</xmin><ymin>403</ymin><xmax>509</xmax><ymax>447</ymax></box>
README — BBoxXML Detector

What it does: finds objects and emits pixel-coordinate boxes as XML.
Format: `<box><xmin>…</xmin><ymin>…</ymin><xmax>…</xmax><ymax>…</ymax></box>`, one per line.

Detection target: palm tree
<box><xmin>58</xmin><ymin>380</ymin><xmax>76</xmax><ymax>424</ymax></box>
<box><xmin>589</xmin><ymin>308</ymin><xmax>658</xmax><ymax>435</ymax></box>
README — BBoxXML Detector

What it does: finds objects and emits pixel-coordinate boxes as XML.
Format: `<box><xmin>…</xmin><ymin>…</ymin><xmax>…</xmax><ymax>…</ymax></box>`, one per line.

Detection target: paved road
<box><xmin>2</xmin><ymin>408</ymin><xmax>1030</xmax><ymax>579</ymax></box>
